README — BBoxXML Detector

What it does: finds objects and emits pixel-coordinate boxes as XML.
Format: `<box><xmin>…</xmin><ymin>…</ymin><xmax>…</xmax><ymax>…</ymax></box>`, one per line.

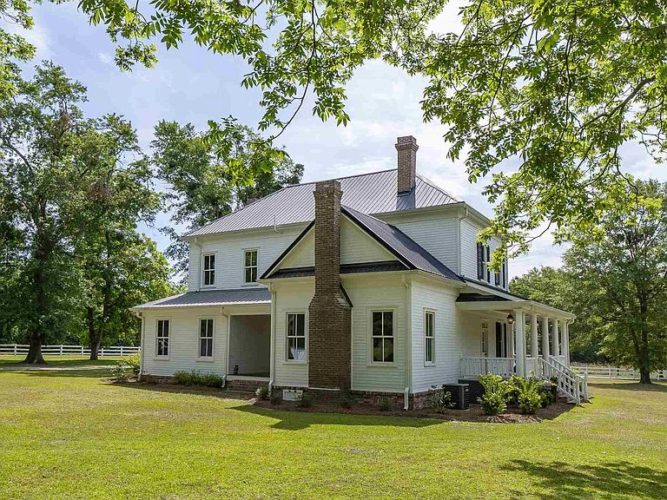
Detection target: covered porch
<box><xmin>456</xmin><ymin>296</ymin><xmax>587</xmax><ymax>402</ymax></box>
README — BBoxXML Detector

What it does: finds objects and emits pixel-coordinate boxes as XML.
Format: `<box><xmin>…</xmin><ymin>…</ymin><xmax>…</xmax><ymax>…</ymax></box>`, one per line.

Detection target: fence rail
<box><xmin>0</xmin><ymin>344</ymin><xmax>140</xmax><ymax>357</ymax></box>
<box><xmin>571</xmin><ymin>365</ymin><xmax>666</xmax><ymax>381</ymax></box>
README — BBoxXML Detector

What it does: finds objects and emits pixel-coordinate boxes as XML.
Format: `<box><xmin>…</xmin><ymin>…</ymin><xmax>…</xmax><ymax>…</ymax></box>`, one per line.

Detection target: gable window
<box><xmin>244</xmin><ymin>249</ymin><xmax>258</xmax><ymax>284</ymax></box>
<box><xmin>286</xmin><ymin>313</ymin><xmax>306</xmax><ymax>361</ymax></box>
<box><xmin>424</xmin><ymin>311</ymin><xmax>435</xmax><ymax>364</ymax></box>
<box><xmin>372</xmin><ymin>311</ymin><xmax>394</xmax><ymax>363</ymax></box>
<box><xmin>199</xmin><ymin>319</ymin><xmax>214</xmax><ymax>358</ymax></box>
<box><xmin>203</xmin><ymin>254</ymin><xmax>215</xmax><ymax>286</ymax></box>
<box><xmin>156</xmin><ymin>320</ymin><xmax>169</xmax><ymax>357</ymax></box>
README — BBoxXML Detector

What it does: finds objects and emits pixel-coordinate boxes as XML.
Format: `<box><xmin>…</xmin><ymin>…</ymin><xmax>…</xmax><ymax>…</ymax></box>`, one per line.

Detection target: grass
<box><xmin>0</xmin><ymin>365</ymin><xmax>665</xmax><ymax>499</ymax></box>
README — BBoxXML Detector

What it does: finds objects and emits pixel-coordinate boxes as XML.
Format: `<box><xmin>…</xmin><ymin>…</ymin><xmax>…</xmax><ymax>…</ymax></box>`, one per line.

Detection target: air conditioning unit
<box><xmin>444</xmin><ymin>383</ymin><xmax>470</xmax><ymax>410</ymax></box>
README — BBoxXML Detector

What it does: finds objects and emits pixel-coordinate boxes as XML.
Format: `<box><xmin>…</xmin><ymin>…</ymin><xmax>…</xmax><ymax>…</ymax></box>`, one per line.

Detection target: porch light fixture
<box><xmin>507</xmin><ymin>313</ymin><xmax>515</xmax><ymax>325</ymax></box>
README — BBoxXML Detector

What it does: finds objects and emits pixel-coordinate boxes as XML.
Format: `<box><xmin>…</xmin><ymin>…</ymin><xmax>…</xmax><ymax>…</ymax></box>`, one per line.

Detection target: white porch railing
<box><xmin>460</xmin><ymin>357</ymin><xmax>515</xmax><ymax>379</ymax></box>
<box><xmin>0</xmin><ymin>344</ymin><xmax>140</xmax><ymax>357</ymax></box>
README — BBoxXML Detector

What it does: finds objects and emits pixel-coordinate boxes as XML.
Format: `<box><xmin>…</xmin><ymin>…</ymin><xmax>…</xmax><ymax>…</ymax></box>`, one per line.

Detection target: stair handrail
<box><xmin>539</xmin><ymin>356</ymin><xmax>585</xmax><ymax>403</ymax></box>
<box><xmin>549</xmin><ymin>356</ymin><xmax>589</xmax><ymax>401</ymax></box>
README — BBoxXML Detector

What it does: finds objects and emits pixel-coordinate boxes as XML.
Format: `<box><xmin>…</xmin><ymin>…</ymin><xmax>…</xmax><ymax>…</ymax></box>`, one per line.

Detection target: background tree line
<box><xmin>0</xmin><ymin>62</ymin><xmax>303</xmax><ymax>362</ymax></box>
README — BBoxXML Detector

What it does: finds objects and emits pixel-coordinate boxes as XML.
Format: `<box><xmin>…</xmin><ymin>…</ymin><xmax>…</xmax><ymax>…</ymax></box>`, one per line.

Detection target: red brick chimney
<box><xmin>396</xmin><ymin>135</ymin><xmax>418</xmax><ymax>194</ymax></box>
<box><xmin>308</xmin><ymin>180</ymin><xmax>352</xmax><ymax>390</ymax></box>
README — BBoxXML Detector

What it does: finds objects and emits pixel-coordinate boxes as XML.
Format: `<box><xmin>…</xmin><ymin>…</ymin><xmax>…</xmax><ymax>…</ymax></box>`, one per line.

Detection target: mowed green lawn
<box><xmin>0</xmin><ymin>360</ymin><xmax>665</xmax><ymax>499</ymax></box>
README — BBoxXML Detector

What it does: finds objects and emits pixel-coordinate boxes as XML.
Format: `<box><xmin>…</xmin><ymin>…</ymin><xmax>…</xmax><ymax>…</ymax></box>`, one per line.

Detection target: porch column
<box><xmin>562</xmin><ymin>321</ymin><xmax>570</xmax><ymax>366</ymax></box>
<box><xmin>531</xmin><ymin>314</ymin><xmax>539</xmax><ymax>359</ymax></box>
<box><xmin>542</xmin><ymin>316</ymin><xmax>550</xmax><ymax>359</ymax></box>
<box><xmin>514</xmin><ymin>309</ymin><xmax>526</xmax><ymax>377</ymax></box>
<box><xmin>552</xmin><ymin>319</ymin><xmax>559</xmax><ymax>358</ymax></box>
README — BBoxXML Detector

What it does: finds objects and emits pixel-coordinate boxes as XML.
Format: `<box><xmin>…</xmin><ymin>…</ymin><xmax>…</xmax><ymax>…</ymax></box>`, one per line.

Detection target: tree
<box><xmin>0</xmin><ymin>0</ymin><xmax>35</xmax><ymax>99</ymax></box>
<box><xmin>151</xmin><ymin>120</ymin><xmax>303</xmax><ymax>279</ymax></box>
<box><xmin>70</xmin><ymin>115</ymin><xmax>171</xmax><ymax>359</ymax></box>
<box><xmin>60</xmin><ymin>0</ymin><xmax>666</xmax><ymax>259</ymax></box>
<box><xmin>563</xmin><ymin>180</ymin><xmax>667</xmax><ymax>383</ymax></box>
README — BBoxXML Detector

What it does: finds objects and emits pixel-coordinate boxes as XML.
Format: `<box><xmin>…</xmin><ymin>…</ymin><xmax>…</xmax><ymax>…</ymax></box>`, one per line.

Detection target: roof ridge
<box><xmin>281</xmin><ymin>168</ymin><xmax>397</xmax><ymax>188</ymax></box>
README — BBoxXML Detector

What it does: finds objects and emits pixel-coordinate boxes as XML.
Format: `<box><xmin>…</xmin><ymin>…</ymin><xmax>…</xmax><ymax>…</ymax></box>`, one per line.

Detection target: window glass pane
<box><xmin>288</xmin><ymin>314</ymin><xmax>295</xmax><ymax>336</ymax></box>
<box><xmin>245</xmin><ymin>268</ymin><xmax>252</xmax><ymax>283</ymax></box>
<box><xmin>384</xmin><ymin>338</ymin><xmax>394</xmax><ymax>362</ymax></box>
<box><xmin>245</xmin><ymin>252</ymin><xmax>251</xmax><ymax>267</ymax></box>
<box><xmin>200</xmin><ymin>320</ymin><xmax>206</xmax><ymax>337</ymax></box>
<box><xmin>372</xmin><ymin>338</ymin><xmax>384</xmax><ymax>362</ymax></box>
<box><xmin>297</xmin><ymin>314</ymin><xmax>305</xmax><ymax>337</ymax></box>
<box><xmin>372</xmin><ymin>312</ymin><xmax>383</xmax><ymax>336</ymax></box>
<box><xmin>383</xmin><ymin>312</ymin><xmax>393</xmax><ymax>336</ymax></box>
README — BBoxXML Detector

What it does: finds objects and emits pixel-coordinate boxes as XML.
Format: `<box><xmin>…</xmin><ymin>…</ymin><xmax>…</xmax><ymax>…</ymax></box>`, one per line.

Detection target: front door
<box><xmin>481</xmin><ymin>320</ymin><xmax>489</xmax><ymax>357</ymax></box>
<box><xmin>495</xmin><ymin>321</ymin><xmax>507</xmax><ymax>357</ymax></box>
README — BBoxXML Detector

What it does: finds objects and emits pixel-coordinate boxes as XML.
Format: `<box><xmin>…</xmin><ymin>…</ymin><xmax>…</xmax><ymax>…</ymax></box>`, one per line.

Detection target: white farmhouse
<box><xmin>132</xmin><ymin>136</ymin><xmax>586</xmax><ymax>406</ymax></box>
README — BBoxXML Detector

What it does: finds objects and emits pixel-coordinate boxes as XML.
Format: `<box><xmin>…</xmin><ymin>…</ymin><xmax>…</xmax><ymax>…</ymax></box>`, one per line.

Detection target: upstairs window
<box><xmin>286</xmin><ymin>313</ymin><xmax>306</xmax><ymax>361</ymax></box>
<box><xmin>244</xmin><ymin>249</ymin><xmax>258</xmax><ymax>284</ymax></box>
<box><xmin>372</xmin><ymin>311</ymin><xmax>394</xmax><ymax>363</ymax></box>
<box><xmin>156</xmin><ymin>320</ymin><xmax>169</xmax><ymax>357</ymax></box>
<box><xmin>477</xmin><ymin>243</ymin><xmax>491</xmax><ymax>282</ymax></box>
<box><xmin>424</xmin><ymin>311</ymin><xmax>435</xmax><ymax>364</ymax></box>
<box><xmin>203</xmin><ymin>254</ymin><xmax>215</xmax><ymax>286</ymax></box>
<box><xmin>199</xmin><ymin>319</ymin><xmax>214</xmax><ymax>358</ymax></box>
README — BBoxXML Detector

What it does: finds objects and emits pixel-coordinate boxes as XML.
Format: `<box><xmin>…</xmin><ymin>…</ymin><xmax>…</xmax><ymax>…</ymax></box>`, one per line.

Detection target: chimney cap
<box><xmin>395</xmin><ymin>135</ymin><xmax>419</xmax><ymax>150</ymax></box>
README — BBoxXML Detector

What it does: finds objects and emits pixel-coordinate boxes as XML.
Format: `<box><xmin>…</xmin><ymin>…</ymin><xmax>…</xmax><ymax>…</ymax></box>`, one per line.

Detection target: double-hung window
<box><xmin>244</xmin><ymin>249</ymin><xmax>258</xmax><ymax>284</ymax></box>
<box><xmin>372</xmin><ymin>311</ymin><xmax>394</xmax><ymax>363</ymax></box>
<box><xmin>199</xmin><ymin>319</ymin><xmax>214</xmax><ymax>358</ymax></box>
<box><xmin>156</xmin><ymin>320</ymin><xmax>169</xmax><ymax>357</ymax></box>
<box><xmin>286</xmin><ymin>313</ymin><xmax>306</xmax><ymax>361</ymax></box>
<box><xmin>203</xmin><ymin>254</ymin><xmax>215</xmax><ymax>286</ymax></box>
<box><xmin>424</xmin><ymin>311</ymin><xmax>435</xmax><ymax>364</ymax></box>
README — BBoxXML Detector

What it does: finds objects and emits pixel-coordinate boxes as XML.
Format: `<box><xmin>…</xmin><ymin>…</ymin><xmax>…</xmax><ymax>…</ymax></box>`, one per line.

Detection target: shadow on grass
<box><xmin>11</xmin><ymin>368</ymin><xmax>114</xmax><ymax>378</ymax></box>
<box><xmin>503</xmin><ymin>460</ymin><xmax>667</xmax><ymax>499</ymax></box>
<box><xmin>589</xmin><ymin>382</ymin><xmax>667</xmax><ymax>393</ymax></box>
<box><xmin>229</xmin><ymin>403</ymin><xmax>442</xmax><ymax>430</ymax></box>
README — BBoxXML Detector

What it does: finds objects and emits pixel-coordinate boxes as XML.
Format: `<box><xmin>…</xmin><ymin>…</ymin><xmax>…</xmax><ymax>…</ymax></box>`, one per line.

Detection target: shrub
<box><xmin>516</xmin><ymin>377</ymin><xmax>543</xmax><ymax>414</ymax></box>
<box><xmin>478</xmin><ymin>374</ymin><xmax>511</xmax><ymax>415</ymax></box>
<box><xmin>506</xmin><ymin>375</ymin><xmax>524</xmax><ymax>406</ymax></box>
<box><xmin>378</xmin><ymin>397</ymin><xmax>392</xmax><ymax>412</ymax></box>
<box><xmin>125</xmin><ymin>353</ymin><xmax>141</xmax><ymax>375</ymax></box>
<box><xmin>428</xmin><ymin>386</ymin><xmax>455</xmax><ymax>413</ymax></box>
<box><xmin>173</xmin><ymin>370</ymin><xmax>223</xmax><ymax>388</ymax></box>
<box><xmin>539</xmin><ymin>381</ymin><xmax>557</xmax><ymax>407</ymax></box>
<box><xmin>111</xmin><ymin>362</ymin><xmax>128</xmax><ymax>382</ymax></box>
<box><xmin>255</xmin><ymin>385</ymin><xmax>269</xmax><ymax>400</ymax></box>
<box><xmin>270</xmin><ymin>393</ymin><xmax>282</xmax><ymax>405</ymax></box>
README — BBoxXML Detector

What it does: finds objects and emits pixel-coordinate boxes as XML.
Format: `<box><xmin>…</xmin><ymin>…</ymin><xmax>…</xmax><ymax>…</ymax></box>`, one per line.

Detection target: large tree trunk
<box><xmin>87</xmin><ymin>307</ymin><xmax>101</xmax><ymax>361</ymax></box>
<box><xmin>639</xmin><ymin>367</ymin><xmax>652</xmax><ymax>384</ymax></box>
<box><xmin>23</xmin><ymin>334</ymin><xmax>46</xmax><ymax>364</ymax></box>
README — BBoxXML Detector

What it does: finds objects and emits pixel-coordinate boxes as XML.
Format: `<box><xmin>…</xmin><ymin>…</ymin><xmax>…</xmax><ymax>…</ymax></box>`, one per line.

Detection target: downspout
<box><xmin>269</xmin><ymin>284</ymin><xmax>277</xmax><ymax>394</ymax></box>
<box><xmin>403</xmin><ymin>274</ymin><xmax>412</xmax><ymax>410</ymax></box>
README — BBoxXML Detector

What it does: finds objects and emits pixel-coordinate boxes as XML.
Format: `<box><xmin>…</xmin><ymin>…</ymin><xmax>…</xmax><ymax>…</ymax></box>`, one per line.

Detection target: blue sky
<box><xmin>16</xmin><ymin>1</ymin><xmax>665</xmax><ymax>279</ymax></box>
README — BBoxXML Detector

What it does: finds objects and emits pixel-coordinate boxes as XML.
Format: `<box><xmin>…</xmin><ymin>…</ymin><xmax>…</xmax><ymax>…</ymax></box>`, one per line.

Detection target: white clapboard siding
<box><xmin>410</xmin><ymin>278</ymin><xmax>463</xmax><ymax>393</ymax></box>
<box><xmin>340</xmin><ymin>217</ymin><xmax>396</xmax><ymax>264</ymax></box>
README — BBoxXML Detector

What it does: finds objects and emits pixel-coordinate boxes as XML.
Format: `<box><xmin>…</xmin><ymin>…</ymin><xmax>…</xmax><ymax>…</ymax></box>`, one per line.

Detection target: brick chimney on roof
<box><xmin>396</xmin><ymin>135</ymin><xmax>418</xmax><ymax>194</ymax></box>
<box><xmin>308</xmin><ymin>180</ymin><xmax>352</xmax><ymax>391</ymax></box>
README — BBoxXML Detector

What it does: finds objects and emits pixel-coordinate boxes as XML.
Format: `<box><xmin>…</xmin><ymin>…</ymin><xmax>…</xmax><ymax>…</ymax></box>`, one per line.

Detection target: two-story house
<box><xmin>132</xmin><ymin>136</ymin><xmax>585</xmax><ymax>406</ymax></box>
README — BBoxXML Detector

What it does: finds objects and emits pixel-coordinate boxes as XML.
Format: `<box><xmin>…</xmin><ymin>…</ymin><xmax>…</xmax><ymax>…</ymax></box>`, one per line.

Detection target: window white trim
<box><xmin>242</xmin><ymin>248</ymin><xmax>259</xmax><ymax>285</ymax></box>
<box><xmin>155</xmin><ymin>318</ymin><xmax>171</xmax><ymax>360</ymax></box>
<box><xmin>202</xmin><ymin>252</ymin><xmax>216</xmax><ymax>287</ymax></box>
<box><xmin>424</xmin><ymin>308</ymin><xmax>436</xmax><ymax>366</ymax></box>
<box><xmin>197</xmin><ymin>317</ymin><xmax>215</xmax><ymax>361</ymax></box>
<box><xmin>285</xmin><ymin>311</ymin><xmax>307</xmax><ymax>363</ymax></box>
<box><xmin>369</xmin><ymin>308</ymin><xmax>396</xmax><ymax>366</ymax></box>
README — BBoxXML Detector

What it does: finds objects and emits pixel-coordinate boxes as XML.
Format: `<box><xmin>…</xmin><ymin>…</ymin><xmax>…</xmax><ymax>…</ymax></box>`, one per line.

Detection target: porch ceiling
<box><xmin>456</xmin><ymin>299</ymin><xmax>575</xmax><ymax>320</ymax></box>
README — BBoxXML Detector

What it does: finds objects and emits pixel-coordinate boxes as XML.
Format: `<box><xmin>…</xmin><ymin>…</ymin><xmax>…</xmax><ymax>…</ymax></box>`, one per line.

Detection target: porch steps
<box><xmin>224</xmin><ymin>376</ymin><xmax>269</xmax><ymax>394</ymax></box>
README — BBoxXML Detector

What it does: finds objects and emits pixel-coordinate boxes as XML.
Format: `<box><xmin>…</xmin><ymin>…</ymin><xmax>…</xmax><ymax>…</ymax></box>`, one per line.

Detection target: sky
<box><xmin>12</xmin><ymin>1</ymin><xmax>665</xmax><ymax>279</ymax></box>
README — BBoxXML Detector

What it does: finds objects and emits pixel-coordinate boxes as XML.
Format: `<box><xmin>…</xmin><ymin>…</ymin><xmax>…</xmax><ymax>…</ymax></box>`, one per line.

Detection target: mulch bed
<box><xmin>252</xmin><ymin>398</ymin><xmax>575</xmax><ymax>423</ymax></box>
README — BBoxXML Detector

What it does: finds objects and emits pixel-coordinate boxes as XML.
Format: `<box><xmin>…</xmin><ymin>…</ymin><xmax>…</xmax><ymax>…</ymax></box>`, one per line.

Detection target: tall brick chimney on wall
<box><xmin>308</xmin><ymin>180</ymin><xmax>352</xmax><ymax>391</ymax></box>
<box><xmin>396</xmin><ymin>135</ymin><xmax>418</xmax><ymax>194</ymax></box>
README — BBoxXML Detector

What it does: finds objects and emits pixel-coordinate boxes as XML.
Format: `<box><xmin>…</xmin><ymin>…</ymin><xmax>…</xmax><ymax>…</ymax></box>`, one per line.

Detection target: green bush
<box><xmin>125</xmin><ymin>353</ymin><xmax>141</xmax><ymax>375</ymax></box>
<box><xmin>478</xmin><ymin>374</ymin><xmax>511</xmax><ymax>415</ymax></box>
<box><xmin>378</xmin><ymin>397</ymin><xmax>392</xmax><ymax>412</ymax></box>
<box><xmin>255</xmin><ymin>385</ymin><xmax>269</xmax><ymax>400</ymax></box>
<box><xmin>539</xmin><ymin>381</ymin><xmax>557</xmax><ymax>407</ymax></box>
<box><xmin>173</xmin><ymin>370</ymin><xmax>223</xmax><ymax>388</ymax></box>
<box><xmin>506</xmin><ymin>375</ymin><xmax>524</xmax><ymax>406</ymax></box>
<box><xmin>516</xmin><ymin>377</ymin><xmax>543</xmax><ymax>414</ymax></box>
<box><xmin>428</xmin><ymin>385</ymin><xmax>455</xmax><ymax>413</ymax></box>
<box><xmin>111</xmin><ymin>362</ymin><xmax>128</xmax><ymax>382</ymax></box>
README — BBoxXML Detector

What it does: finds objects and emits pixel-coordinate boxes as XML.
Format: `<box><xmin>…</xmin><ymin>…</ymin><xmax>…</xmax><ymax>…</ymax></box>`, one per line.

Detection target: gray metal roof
<box><xmin>342</xmin><ymin>207</ymin><xmax>463</xmax><ymax>282</ymax></box>
<box><xmin>133</xmin><ymin>288</ymin><xmax>271</xmax><ymax>309</ymax></box>
<box><xmin>186</xmin><ymin>169</ymin><xmax>459</xmax><ymax>237</ymax></box>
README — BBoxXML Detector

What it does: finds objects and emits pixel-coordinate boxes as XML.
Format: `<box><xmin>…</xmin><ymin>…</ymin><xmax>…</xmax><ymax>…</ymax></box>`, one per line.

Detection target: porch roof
<box><xmin>131</xmin><ymin>288</ymin><xmax>271</xmax><ymax>310</ymax></box>
<box><xmin>456</xmin><ymin>298</ymin><xmax>575</xmax><ymax>320</ymax></box>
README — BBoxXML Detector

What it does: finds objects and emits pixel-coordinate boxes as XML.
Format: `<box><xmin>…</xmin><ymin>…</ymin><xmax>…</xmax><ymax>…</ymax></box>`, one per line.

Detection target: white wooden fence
<box><xmin>571</xmin><ymin>364</ymin><xmax>667</xmax><ymax>381</ymax></box>
<box><xmin>0</xmin><ymin>344</ymin><xmax>140</xmax><ymax>357</ymax></box>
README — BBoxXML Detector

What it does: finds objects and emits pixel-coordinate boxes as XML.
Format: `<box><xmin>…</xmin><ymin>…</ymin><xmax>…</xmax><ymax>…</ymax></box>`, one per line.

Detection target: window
<box><xmin>156</xmin><ymin>320</ymin><xmax>169</xmax><ymax>357</ymax></box>
<box><xmin>244</xmin><ymin>249</ymin><xmax>258</xmax><ymax>284</ymax></box>
<box><xmin>372</xmin><ymin>311</ymin><xmax>394</xmax><ymax>363</ymax></box>
<box><xmin>476</xmin><ymin>242</ymin><xmax>484</xmax><ymax>279</ymax></box>
<box><xmin>199</xmin><ymin>319</ymin><xmax>213</xmax><ymax>358</ymax></box>
<box><xmin>203</xmin><ymin>254</ymin><xmax>215</xmax><ymax>286</ymax></box>
<box><xmin>286</xmin><ymin>313</ymin><xmax>306</xmax><ymax>361</ymax></box>
<box><xmin>485</xmin><ymin>245</ymin><xmax>491</xmax><ymax>282</ymax></box>
<box><xmin>425</xmin><ymin>311</ymin><xmax>435</xmax><ymax>364</ymax></box>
